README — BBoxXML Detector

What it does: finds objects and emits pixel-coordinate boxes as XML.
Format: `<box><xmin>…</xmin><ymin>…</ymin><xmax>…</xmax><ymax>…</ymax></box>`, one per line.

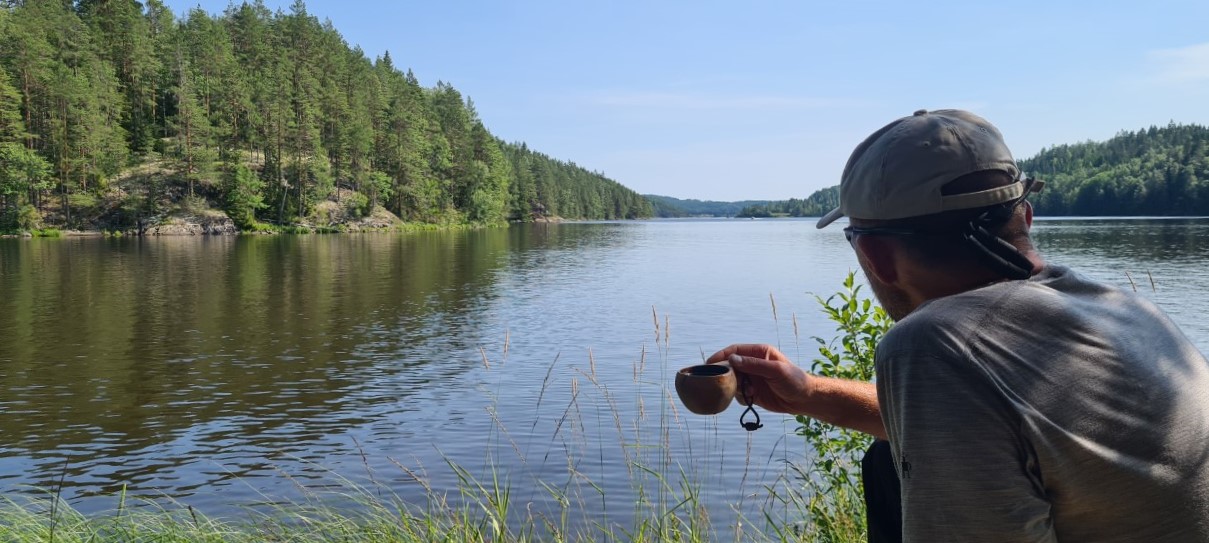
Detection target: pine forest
<box><xmin>0</xmin><ymin>0</ymin><xmax>653</xmax><ymax>233</ymax></box>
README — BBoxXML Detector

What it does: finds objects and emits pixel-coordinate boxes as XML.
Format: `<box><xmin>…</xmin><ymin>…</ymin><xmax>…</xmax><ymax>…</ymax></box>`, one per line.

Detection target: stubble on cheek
<box><xmin>855</xmin><ymin>265</ymin><xmax>911</xmax><ymax>322</ymax></box>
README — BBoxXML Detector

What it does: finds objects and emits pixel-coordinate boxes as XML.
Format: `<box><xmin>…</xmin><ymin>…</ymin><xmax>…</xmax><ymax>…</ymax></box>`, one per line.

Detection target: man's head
<box><xmin>818</xmin><ymin>109</ymin><xmax>1045</xmax><ymax>319</ymax></box>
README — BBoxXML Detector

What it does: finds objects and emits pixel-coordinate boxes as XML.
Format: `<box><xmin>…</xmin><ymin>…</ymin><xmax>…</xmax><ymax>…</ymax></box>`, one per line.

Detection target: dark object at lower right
<box><xmin>862</xmin><ymin>440</ymin><xmax>903</xmax><ymax>543</ymax></box>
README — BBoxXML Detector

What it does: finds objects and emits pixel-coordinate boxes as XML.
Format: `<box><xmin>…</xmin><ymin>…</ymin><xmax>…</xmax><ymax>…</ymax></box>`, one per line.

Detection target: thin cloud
<box><xmin>1148</xmin><ymin>42</ymin><xmax>1209</xmax><ymax>84</ymax></box>
<box><xmin>587</xmin><ymin>92</ymin><xmax>868</xmax><ymax>110</ymax></box>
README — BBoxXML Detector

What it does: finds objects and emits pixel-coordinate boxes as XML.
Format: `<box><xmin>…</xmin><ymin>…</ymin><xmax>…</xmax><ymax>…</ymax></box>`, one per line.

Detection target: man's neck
<box><xmin>906</xmin><ymin>250</ymin><xmax>1045</xmax><ymax>308</ymax></box>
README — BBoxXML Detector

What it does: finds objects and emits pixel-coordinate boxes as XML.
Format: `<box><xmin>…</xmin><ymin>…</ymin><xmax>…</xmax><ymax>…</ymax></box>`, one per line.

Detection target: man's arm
<box><xmin>705</xmin><ymin>344</ymin><xmax>886</xmax><ymax>439</ymax></box>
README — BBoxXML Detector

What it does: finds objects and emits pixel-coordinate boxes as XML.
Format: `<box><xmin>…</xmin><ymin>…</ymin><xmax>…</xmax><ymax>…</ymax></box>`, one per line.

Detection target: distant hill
<box><xmin>644</xmin><ymin>195</ymin><xmax>773</xmax><ymax>217</ymax></box>
<box><xmin>734</xmin><ymin>186</ymin><xmax>838</xmax><ymax>218</ymax></box>
<box><xmin>733</xmin><ymin>122</ymin><xmax>1209</xmax><ymax>219</ymax></box>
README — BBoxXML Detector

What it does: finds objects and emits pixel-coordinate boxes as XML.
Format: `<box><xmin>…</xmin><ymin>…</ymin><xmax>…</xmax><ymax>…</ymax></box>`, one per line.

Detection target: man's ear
<box><xmin>854</xmin><ymin>235</ymin><xmax>900</xmax><ymax>286</ymax></box>
<box><xmin>1023</xmin><ymin>200</ymin><xmax>1034</xmax><ymax>228</ymax></box>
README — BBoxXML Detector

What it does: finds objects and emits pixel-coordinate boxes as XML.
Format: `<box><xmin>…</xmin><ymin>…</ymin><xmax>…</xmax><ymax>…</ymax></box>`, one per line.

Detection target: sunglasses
<box><xmin>842</xmin><ymin>225</ymin><xmax>921</xmax><ymax>243</ymax></box>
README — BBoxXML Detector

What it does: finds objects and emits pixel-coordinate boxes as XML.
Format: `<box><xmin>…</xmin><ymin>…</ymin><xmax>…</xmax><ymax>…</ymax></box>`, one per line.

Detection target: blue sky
<box><xmin>165</xmin><ymin>0</ymin><xmax>1209</xmax><ymax>201</ymax></box>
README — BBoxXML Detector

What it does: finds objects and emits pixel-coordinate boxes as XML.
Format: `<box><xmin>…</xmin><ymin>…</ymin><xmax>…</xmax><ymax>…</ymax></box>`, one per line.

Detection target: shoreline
<box><xmin>0</xmin><ymin>216</ymin><xmax>570</xmax><ymax>239</ymax></box>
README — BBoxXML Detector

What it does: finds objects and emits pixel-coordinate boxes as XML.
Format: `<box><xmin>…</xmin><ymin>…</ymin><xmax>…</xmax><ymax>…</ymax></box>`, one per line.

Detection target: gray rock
<box><xmin>145</xmin><ymin>213</ymin><xmax>238</xmax><ymax>236</ymax></box>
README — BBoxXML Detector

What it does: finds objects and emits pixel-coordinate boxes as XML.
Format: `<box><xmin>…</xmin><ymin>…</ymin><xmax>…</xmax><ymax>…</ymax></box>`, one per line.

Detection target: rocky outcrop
<box><xmin>348</xmin><ymin>206</ymin><xmax>403</xmax><ymax>230</ymax></box>
<box><xmin>144</xmin><ymin>213</ymin><xmax>238</xmax><ymax>236</ymax></box>
<box><xmin>308</xmin><ymin>201</ymin><xmax>402</xmax><ymax>231</ymax></box>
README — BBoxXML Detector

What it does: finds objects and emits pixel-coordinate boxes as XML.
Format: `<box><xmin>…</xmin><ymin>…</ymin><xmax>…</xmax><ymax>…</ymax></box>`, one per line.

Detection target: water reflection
<box><xmin>1033</xmin><ymin>218</ymin><xmax>1209</xmax><ymax>263</ymax></box>
<box><xmin>0</xmin><ymin>230</ymin><xmax>552</xmax><ymax>504</ymax></box>
<box><xmin>2</xmin><ymin>218</ymin><xmax>1209</xmax><ymax>524</ymax></box>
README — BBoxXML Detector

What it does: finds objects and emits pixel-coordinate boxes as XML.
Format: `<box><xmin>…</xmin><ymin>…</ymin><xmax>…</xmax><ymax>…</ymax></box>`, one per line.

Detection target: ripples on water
<box><xmin>1</xmin><ymin>218</ymin><xmax>1206</xmax><ymax>528</ymax></box>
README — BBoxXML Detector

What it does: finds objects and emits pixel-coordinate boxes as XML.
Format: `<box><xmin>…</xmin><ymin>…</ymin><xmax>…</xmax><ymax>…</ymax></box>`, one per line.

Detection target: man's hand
<box><xmin>705</xmin><ymin>343</ymin><xmax>887</xmax><ymax>439</ymax></box>
<box><xmin>705</xmin><ymin>344</ymin><xmax>812</xmax><ymax>415</ymax></box>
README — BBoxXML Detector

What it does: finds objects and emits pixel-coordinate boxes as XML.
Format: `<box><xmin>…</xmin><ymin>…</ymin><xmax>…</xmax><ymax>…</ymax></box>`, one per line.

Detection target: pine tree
<box><xmin>281</xmin><ymin>0</ymin><xmax>330</xmax><ymax>218</ymax></box>
<box><xmin>0</xmin><ymin>66</ymin><xmax>52</xmax><ymax>225</ymax></box>
<box><xmin>169</xmin><ymin>50</ymin><xmax>215</xmax><ymax>198</ymax></box>
<box><xmin>375</xmin><ymin>58</ymin><xmax>441</xmax><ymax>221</ymax></box>
<box><xmin>222</xmin><ymin>163</ymin><xmax>264</xmax><ymax>228</ymax></box>
<box><xmin>428</xmin><ymin>82</ymin><xmax>473</xmax><ymax>215</ymax></box>
<box><xmin>78</xmin><ymin>0</ymin><xmax>161</xmax><ymax>154</ymax></box>
<box><xmin>10</xmin><ymin>0</ymin><xmax>126</xmax><ymax>223</ymax></box>
<box><xmin>0</xmin><ymin>62</ymin><xmax>25</xmax><ymax>143</ymax></box>
<box><xmin>181</xmin><ymin>7</ymin><xmax>246</xmax><ymax>161</ymax></box>
<box><xmin>467</xmin><ymin>121</ymin><xmax>510</xmax><ymax>223</ymax></box>
<box><xmin>337</xmin><ymin>48</ymin><xmax>375</xmax><ymax>201</ymax></box>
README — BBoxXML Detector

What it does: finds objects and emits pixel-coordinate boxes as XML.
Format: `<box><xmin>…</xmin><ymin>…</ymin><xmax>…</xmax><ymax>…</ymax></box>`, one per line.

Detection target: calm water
<box><xmin>2</xmin><ymin>218</ymin><xmax>1208</xmax><ymax>529</ymax></box>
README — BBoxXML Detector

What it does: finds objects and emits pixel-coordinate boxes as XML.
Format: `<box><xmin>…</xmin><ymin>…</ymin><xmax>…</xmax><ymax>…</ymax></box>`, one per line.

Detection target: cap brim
<box><xmin>816</xmin><ymin>207</ymin><xmax>844</xmax><ymax>229</ymax></box>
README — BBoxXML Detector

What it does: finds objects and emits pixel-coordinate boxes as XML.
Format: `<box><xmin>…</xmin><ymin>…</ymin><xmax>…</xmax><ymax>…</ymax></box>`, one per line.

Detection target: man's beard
<box><xmin>862</xmin><ymin>269</ymin><xmax>913</xmax><ymax>322</ymax></box>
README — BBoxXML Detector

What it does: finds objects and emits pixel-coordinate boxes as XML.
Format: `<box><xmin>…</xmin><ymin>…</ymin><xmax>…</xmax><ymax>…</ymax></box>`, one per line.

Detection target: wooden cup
<box><xmin>674</xmin><ymin>362</ymin><xmax>737</xmax><ymax>415</ymax></box>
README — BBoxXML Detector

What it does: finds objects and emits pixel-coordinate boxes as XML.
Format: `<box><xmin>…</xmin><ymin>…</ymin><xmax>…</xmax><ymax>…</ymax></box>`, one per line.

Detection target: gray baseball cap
<box><xmin>816</xmin><ymin>109</ymin><xmax>1025</xmax><ymax>229</ymax></box>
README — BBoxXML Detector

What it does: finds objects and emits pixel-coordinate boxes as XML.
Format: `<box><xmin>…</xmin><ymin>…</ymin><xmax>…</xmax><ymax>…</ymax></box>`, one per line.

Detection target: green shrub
<box><xmin>67</xmin><ymin>193</ymin><xmax>99</xmax><ymax>216</ymax></box>
<box><xmin>223</xmin><ymin>164</ymin><xmax>266</xmax><ymax>230</ymax></box>
<box><xmin>118</xmin><ymin>193</ymin><xmax>157</xmax><ymax>229</ymax></box>
<box><xmin>794</xmin><ymin>271</ymin><xmax>893</xmax><ymax>542</ymax></box>
<box><xmin>19</xmin><ymin>205</ymin><xmax>41</xmax><ymax>230</ymax></box>
<box><xmin>365</xmin><ymin>171</ymin><xmax>393</xmax><ymax>210</ymax></box>
<box><xmin>178</xmin><ymin>195</ymin><xmax>210</xmax><ymax>215</ymax></box>
<box><xmin>344</xmin><ymin>191</ymin><xmax>370</xmax><ymax>219</ymax></box>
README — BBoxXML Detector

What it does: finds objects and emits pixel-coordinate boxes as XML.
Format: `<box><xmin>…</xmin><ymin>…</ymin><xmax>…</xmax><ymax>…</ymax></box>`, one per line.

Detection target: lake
<box><xmin>2</xmin><ymin>218</ymin><xmax>1208</xmax><ymax>531</ymax></box>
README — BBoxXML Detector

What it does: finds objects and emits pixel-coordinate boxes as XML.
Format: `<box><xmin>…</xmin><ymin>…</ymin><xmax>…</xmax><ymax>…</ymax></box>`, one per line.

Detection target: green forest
<box><xmin>1021</xmin><ymin>123</ymin><xmax>1209</xmax><ymax>216</ymax></box>
<box><xmin>735</xmin><ymin>187</ymin><xmax>837</xmax><ymax>218</ymax></box>
<box><xmin>736</xmin><ymin>122</ymin><xmax>1209</xmax><ymax>218</ymax></box>
<box><xmin>644</xmin><ymin>194</ymin><xmax>772</xmax><ymax>217</ymax></box>
<box><xmin>0</xmin><ymin>0</ymin><xmax>651</xmax><ymax>233</ymax></box>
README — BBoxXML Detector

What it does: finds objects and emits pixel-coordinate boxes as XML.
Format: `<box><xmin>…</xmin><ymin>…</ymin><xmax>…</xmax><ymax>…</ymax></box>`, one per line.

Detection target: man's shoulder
<box><xmin>878</xmin><ymin>264</ymin><xmax>1122</xmax><ymax>360</ymax></box>
<box><xmin>878</xmin><ymin>279</ymin><xmax>1013</xmax><ymax>357</ymax></box>
<box><xmin>894</xmin><ymin>265</ymin><xmax>1121</xmax><ymax>329</ymax></box>
<box><xmin>876</xmin><ymin>303</ymin><xmax>977</xmax><ymax>366</ymax></box>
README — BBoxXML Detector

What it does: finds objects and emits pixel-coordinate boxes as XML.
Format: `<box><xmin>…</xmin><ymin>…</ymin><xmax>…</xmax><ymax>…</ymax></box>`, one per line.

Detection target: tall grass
<box><xmin>0</xmin><ymin>273</ymin><xmax>886</xmax><ymax>542</ymax></box>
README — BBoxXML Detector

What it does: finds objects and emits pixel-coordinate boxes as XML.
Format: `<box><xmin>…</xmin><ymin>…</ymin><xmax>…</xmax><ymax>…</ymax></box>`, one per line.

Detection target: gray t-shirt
<box><xmin>877</xmin><ymin>265</ymin><xmax>1209</xmax><ymax>542</ymax></box>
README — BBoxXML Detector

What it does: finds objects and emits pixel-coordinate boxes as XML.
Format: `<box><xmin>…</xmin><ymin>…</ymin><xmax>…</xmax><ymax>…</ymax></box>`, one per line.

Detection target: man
<box><xmin>708</xmin><ymin>109</ymin><xmax>1209</xmax><ymax>542</ymax></box>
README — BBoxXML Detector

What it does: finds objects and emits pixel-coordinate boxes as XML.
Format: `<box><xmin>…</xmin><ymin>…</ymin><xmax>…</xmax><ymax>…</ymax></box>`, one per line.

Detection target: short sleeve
<box><xmin>878</xmin><ymin>350</ymin><xmax>1057</xmax><ymax>543</ymax></box>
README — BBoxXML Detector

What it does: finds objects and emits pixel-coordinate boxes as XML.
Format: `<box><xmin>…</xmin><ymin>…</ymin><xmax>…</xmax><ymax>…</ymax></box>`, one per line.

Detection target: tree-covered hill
<box><xmin>736</xmin><ymin>123</ymin><xmax>1209</xmax><ymax>219</ymax></box>
<box><xmin>0</xmin><ymin>0</ymin><xmax>650</xmax><ymax>233</ymax></box>
<box><xmin>1021</xmin><ymin>123</ymin><xmax>1209</xmax><ymax>216</ymax></box>
<box><xmin>506</xmin><ymin>143</ymin><xmax>651</xmax><ymax>220</ymax></box>
<box><xmin>734</xmin><ymin>187</ymin><xmax>837</xmax><ymax>218</ymax></box>
<box><xmin>644</xmin><ymin>195</ymin><xmax>772</xmax><ymax>217</ymax></box>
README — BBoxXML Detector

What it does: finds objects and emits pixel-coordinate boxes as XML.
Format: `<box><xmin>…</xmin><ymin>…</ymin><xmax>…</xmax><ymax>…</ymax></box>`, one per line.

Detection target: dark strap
<box><xmin>738</xmin><ymin>374</ymin><xmax>763</xmax><ymax>432</ymax></box>
<box><xmin>962</xmin><ymin>219</ymin><xmax>1033</xmax><ymax>280</ymax></box>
